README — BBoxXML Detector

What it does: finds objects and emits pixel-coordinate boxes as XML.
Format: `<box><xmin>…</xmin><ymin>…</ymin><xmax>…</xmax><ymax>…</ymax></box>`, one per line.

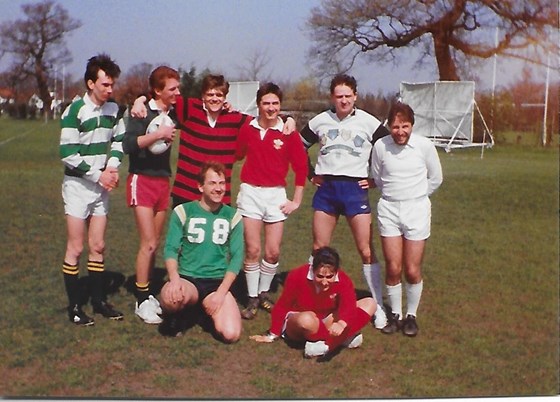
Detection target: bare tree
<box><xmin>113</xmin><ymin>62</ymin><xmax>153</xmax><ymax>107</ymax></box>
<box><xmin>235</xmin><ymin>48</ymin><xmax>272</xmax><ymax>82</ymax></box>
<box><xmin>0</xmin><ymin>0</ymin><xmax>81</xmax><ymax>117</ymax></box>
<box><xmin>305</xmin><ymin>0</ymin><xmax>558</xmax><ymax>81</ymax></box>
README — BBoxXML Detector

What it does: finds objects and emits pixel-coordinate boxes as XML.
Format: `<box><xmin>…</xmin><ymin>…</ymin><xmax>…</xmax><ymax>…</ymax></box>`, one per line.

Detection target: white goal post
<box><xmin>227</xmin><ymin>81</ymin><xmax>259</xmax><ymax>117</ymax></box>
<box><xmin>399</xmin><ymin>81</ymin><xmax>494</xmax><ymax>153</ymax></box>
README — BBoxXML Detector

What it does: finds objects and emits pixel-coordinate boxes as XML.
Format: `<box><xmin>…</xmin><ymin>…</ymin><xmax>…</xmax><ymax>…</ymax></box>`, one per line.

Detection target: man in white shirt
<box><xmin>300</xmin><ymin>74</ymin><xmax>390</xmax><ymax>330</ymax></box>
<box><xmin>371</xmin><ymin>101</ymin><xmax>443</xmax><ymax>337</ymax></box>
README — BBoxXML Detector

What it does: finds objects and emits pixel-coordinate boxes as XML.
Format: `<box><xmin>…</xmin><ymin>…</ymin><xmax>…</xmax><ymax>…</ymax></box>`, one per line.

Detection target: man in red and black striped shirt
<box><xmin>172</xmin><ymin>75</ymin><xmax>247</xmax><ymax>206</ymax></box>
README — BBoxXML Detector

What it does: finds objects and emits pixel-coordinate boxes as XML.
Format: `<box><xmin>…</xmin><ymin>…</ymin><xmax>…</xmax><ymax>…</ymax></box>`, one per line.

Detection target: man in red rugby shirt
<box><xmin>234</xmin><ymin>82</ymin><xmax>307</xmax><ymax>320</ymax></box>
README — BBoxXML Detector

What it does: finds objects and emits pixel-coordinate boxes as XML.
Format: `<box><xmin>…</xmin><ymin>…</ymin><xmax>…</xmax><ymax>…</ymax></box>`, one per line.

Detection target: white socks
<box><xmin>244</xmin><ymin>260</ymin><xmax>279</xmax><ymax>297</ymax></box>
<box><xmin>405</xmin><ymin>280</ymin><xmax>423</xmax><ymax>317</ymax></box>
<box><xmin>244</xmin><ymin>262</ymin><xmax>260</xmax><ymax>298</ymax></box>
<box><xmin>362</xmin><ymin>262</ymin><xmax>384</xmax><ymax>305</ymax></box>
<box><xmin>258</xmin><ymin>260</ymin><xmax>278</xmax><ymax>294</ymax></box>
<box><xmin>385</xmin><ymin>280</ymin><xmax>424</xmax><ymax>318</ymax></box>
<box><xmin>386</xmin><ymin>283</ymin><xmax>403</xmax><ymax>318</ymax></box>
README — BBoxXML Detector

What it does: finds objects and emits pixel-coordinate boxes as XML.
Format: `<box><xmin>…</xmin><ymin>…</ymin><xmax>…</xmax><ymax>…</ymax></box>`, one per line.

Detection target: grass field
<box><xmin>0</xmin><ymin>117</ymin><xmax>558</xmax><ymax>398</ymax></box>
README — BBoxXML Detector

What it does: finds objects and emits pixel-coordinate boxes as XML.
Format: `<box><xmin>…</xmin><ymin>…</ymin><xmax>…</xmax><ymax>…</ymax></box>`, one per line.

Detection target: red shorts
<box><xmin>126</xmin><ymin>173</ymin><xmax>170</xmax><ymax>211</ymax></box>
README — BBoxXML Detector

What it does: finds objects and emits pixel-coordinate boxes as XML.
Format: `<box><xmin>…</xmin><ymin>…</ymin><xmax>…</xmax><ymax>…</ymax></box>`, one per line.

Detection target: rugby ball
<box><xmin>147</xmin><ymin>113</ymin><xmax>174</xmax><ymax>154</ymax></box>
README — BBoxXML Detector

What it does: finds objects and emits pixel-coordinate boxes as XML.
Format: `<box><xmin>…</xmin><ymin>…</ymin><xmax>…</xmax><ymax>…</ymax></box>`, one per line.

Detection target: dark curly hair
<box><xmin>329</xmin><ymin>74</ymin><xmax>357</xmax><ymax>95</ymax></box>
<box><xmin>312</xmin><ymin>246</ymin><xmax>341</xmax><ymax>271</ymax></box>
<box><xmin>83</xmin><ymin>53</ymin><xmax>120</xmax><ymax>87</ymax></box>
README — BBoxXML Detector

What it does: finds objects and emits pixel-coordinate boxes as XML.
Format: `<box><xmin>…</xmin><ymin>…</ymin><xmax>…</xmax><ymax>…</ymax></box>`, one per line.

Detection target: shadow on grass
<box><xmin>157</xmin><ymin>303</ymin><xmax>247</xmax><ymax>344</ymax></box>
<box><xmin>158</xmin><ymin>304</ymin><xmax>201</xmax><ymax>338</ymax></box>
<box><xmin>71</xmin><ymin>270</ymin><xmax>126</xmax><ymax>306</ymax></box>
<box><xmin>232</xmin><ymin>270</ymin><xmax>287</xmax><ymax>308</ymax></box>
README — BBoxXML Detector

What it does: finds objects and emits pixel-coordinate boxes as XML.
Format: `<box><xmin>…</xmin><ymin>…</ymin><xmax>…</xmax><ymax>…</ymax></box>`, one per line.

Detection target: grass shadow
<box><xmin>102</xmin><ymin>269</ymin><xmax>126</xmax><ymax>295</ymax></box>
<box><xmin>69</xmin><ymin>270</ymin><xmax>126</xmax><ymax>306</ymax></box>
<box><xmin>158</xmin><ymin>304</ymin><xmax>240</xmax><ymax>345</ymax></box>
<box><xmin>283</xmin><ymin>337</ymin><xmax>305</xmax><ymax>351</ymax></box>
<box><xmin>158</xmin><ymin>305</ymin><xmax>201</xmax><ymax>337</ymax></box>
<box><xmin>316</xmin><ymin>347</ymin><xmax>342</xmax><ymax>363</ymax></box>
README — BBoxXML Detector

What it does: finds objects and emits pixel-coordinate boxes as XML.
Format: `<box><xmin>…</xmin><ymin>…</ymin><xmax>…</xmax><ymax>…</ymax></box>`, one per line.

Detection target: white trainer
<box><xmin>135</xmin><ymin>299</ymin><xmax>163</xmax><ymax>324</ymax></box>
<box><xmin>343</xmin><ymin>333</ymin><xmax>363</xmax><ymax>349</ymax></box>
<box><xmin>149</xmin><ymin>295</ymin><xmax>163</xmax><ymax>315</ymax></box>
<box><xmin>304</xmin><ymin>340</ymin><xmax>329</xmax><ymax>358</ymax></box>
<box><xmin>373</xmin><ymin>304</ymin><xmax>388</xmax><ymax>329</ymax></box>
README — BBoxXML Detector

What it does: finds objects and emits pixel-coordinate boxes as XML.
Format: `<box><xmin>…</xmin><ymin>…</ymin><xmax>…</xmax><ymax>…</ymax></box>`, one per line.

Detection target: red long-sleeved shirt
<box><xmin>235</xmin><ymin>120</ymin><xmax>308</xmax><ymax>188</ymax></box>
<box><xmin>269</xmin><ymin>264</ymin><xmax>359</xmax><ymax>336</ymax></box>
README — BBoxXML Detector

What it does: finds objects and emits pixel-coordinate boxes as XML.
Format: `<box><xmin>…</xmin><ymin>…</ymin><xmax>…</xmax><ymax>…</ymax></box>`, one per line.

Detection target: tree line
<box><xmin>0</xmin><ymin>0</ymin><xmax>557</xmax><ymax>144</ymax></box>
<box><xmin>2</xmin><ymin>61</ymin><xmax>557</xmax><ymax>144</ymax></box>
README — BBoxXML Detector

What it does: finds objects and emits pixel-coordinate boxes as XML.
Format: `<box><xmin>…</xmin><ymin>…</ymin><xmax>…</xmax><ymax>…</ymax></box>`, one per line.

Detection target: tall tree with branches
<box><xmin>235</xmin><ymin>48</ymin><xmax>272</xmax><ymax>82</ymax></box>
<box><xmin>305</xmin><ymin>0</ymin><xmax>558</xmax><ymax>81</ymax></box>
<box><xmin>0</xmin><ymin>0</ymin><xmax>81</xmax><ymax>117</ymax></box>
<box><xmin>113</xmin><ymin>62</ymin><xmax>153</xmax><ymax>107</ymax></box>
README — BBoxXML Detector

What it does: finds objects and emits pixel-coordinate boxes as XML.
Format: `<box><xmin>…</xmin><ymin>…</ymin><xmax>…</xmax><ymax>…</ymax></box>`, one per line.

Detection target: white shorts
<box><xmin>62</xmin><ymin>176</ymin><xmax>109</xmax><ymax>219</ymax></box>
<box><xmin>236</xmin><ymin>183</ymin><xmax>287</xmax><ymax>223</ymax></box>
<box><xmin>377</xmin><ymin>196</ymin><xmax>431</xmax><ymax>241</ymax></box>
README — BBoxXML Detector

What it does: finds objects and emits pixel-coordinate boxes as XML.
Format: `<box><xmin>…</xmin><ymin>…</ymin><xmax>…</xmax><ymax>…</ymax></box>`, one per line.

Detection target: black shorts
<box><xmin>181</xmin><ymin>275</ymin><xmax>222</xmax><ymax>302</ymax></box>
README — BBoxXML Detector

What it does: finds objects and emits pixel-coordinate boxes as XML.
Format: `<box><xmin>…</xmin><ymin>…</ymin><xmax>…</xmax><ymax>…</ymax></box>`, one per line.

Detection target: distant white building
<box><xmin>28</xmin><ymin>91</ymin><xmax>64</xmax><ymax>115</ymax></box>
<box><xmin>28</xmin><ymin>93</ymin><xmax>43</xmax><ymax>110</ymax></box>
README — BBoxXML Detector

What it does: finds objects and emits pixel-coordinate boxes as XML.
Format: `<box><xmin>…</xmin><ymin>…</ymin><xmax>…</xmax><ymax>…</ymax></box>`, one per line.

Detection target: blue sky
<box><xmin>0</xmin><ymin>0</ymin><xmax>549</xmax><ymax>95</ymax></box>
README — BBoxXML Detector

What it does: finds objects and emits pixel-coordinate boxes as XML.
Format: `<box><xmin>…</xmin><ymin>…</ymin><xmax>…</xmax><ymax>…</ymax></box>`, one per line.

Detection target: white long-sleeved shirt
<box><xmin>371</xmin><ymin>133</ymin><xmax>442</xmax><ymax>201</ymax></box>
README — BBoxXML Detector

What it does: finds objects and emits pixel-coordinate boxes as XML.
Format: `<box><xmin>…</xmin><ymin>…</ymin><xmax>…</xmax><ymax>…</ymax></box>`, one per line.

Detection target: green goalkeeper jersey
<box><xmin>164</xmin><ymin>201</ymin><xmax>244</xmax><ymax>279</ymax></box>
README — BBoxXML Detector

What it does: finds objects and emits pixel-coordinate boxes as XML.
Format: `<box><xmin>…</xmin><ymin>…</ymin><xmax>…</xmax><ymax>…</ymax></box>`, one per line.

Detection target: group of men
<box><xmin>59</xmin><ymin>53</ymin><xmax>442</xmax><ymax>344</ymax></box>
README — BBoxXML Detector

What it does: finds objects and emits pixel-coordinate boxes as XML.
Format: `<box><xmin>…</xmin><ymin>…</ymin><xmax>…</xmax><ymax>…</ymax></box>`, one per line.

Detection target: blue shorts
<box><xmin>181</xmin><ymin>275</ymin><xmax>223</xmax><ymax>302</ymax></box>
<box><xmin>312</xmin><ymin>178</ymin><xmax>371</xmax><ymax>216</ymax></box>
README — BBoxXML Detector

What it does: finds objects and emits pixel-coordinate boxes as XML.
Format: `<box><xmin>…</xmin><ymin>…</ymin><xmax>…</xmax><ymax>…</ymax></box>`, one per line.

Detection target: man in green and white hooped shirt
<box><xmin>160</xmin><ymin>161</ymin><xmax>244</xmax><ymax>342</ymax></box>
<box><xmin>60</xmin><ymin>54</ymin><xmax>125</xmax><ymax>326</ymax></box>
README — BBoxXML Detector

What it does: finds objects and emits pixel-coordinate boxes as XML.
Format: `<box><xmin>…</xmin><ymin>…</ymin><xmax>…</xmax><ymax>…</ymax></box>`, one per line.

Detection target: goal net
<box><xmin>399</xmin><ymin>81</ymin><xmax>494</xmax><ymax>152</ymax></box>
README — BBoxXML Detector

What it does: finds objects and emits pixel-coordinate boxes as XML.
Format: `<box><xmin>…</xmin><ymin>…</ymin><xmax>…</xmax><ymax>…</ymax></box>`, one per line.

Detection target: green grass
<box><xmin>0</xmin><ymin>117</ymin><xmax>558</xmax><ymax>398</ymax></box>
<box><xmin>495</xmin><ymin>129</ymin><xmax>557</xmax><ymax>147</ymax></box>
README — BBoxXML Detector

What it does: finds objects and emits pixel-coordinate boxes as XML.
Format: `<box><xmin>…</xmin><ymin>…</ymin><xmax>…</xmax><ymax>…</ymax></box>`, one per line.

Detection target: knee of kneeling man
<box><xmin>220</xmin><ymin>328</ymin><xmax>241</xmax><ymax>344</ymax></box>
<box><xmin>161</xmin><ymin>299</ymin><xmax>183</xmax><ymax>314</ymax></box>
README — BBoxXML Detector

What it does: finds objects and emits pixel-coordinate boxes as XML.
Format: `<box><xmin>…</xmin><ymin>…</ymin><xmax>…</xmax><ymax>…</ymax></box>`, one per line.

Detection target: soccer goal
<box><xmin>399</xmin><ymin>81</ymin><xmax>494</xmax><ymax>154</ymax></box>
<box><xmin>227</xmin><ymin>81</ymin><xmax>259</xmax><ymax>117</ymax></box>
